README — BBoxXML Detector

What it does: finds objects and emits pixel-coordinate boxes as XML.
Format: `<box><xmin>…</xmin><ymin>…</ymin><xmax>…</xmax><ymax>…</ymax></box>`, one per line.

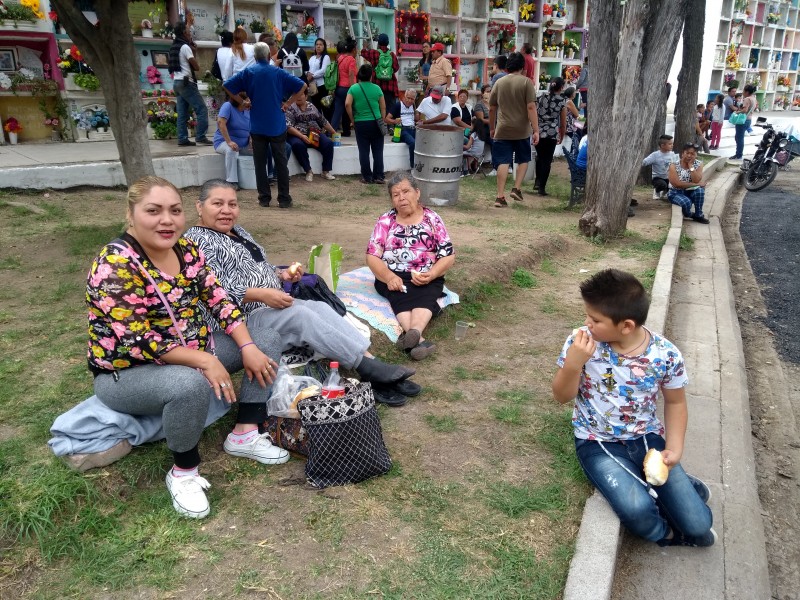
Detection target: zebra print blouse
<box><xmin>185</xmin><ymin>225</ymin><xmax>283</xmax><ymax>329</ymax></box>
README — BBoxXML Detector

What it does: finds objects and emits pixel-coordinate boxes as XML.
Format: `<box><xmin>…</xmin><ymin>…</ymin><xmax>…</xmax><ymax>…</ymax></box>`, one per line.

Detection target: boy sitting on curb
<box><xmin>641</xmin><ymin>135</ymin><xmax>677</xmax><ymax>201</ymax></box>
<box><xmin>552</xmin><ymin>269</ymin><xmax>716</xmax><ymax>547</ymax></box>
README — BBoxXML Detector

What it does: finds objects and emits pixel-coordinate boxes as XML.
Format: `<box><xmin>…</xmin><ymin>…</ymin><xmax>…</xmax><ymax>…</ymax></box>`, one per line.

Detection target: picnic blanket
<box><xmin>336</xmin><ymin>267</ymin><xmax>459</xmax><ymax>343</ymax></box>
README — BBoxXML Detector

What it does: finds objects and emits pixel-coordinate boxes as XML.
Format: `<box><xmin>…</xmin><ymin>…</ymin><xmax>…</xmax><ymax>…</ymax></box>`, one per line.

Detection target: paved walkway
<box><xmin>565</xmin><ymin>165</ymin><xmax>772</xmax><ymax>599</ymax></box>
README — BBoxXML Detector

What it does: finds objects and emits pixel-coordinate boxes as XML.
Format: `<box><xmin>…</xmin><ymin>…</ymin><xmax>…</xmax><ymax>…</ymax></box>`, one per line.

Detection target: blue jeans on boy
<box><xmin>733</xmin><ymin>119</ymin><xmax>751</xmax><ymax>158</ymax></box>
<box><xmin>575</xmin><ymin>433</ymin><xmax>713</xmax><ymax>543</ymax></box>
<box><xmin>173</xmin><ymin>79</ymin><xmax>209</xmax><ymax>143</ymax></box>
<box><xmin>668</xmin><ymin>186</ymin><xmax>706</xmax><ymax>218</ymax></box>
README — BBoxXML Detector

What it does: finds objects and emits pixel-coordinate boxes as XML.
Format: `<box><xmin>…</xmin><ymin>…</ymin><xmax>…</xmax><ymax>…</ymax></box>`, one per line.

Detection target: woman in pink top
<box><xmin>331</xmin><ymin>39</ymin><xmax>357</xmax><ymax>136</ymax></box>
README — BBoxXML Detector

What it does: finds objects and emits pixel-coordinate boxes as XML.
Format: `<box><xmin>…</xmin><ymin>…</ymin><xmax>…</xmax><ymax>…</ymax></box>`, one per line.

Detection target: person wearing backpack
<box><xmin>360</xmin><ymin>33</ymin><xmax>399</xmax><ymax>115</ymax></box>
<box><xmin>278</xmin><ymin>33</ymin><xmax>309</xmax><ymax>81</ymax></box>
<box><xmin>331</xmin><ymin>39</ymin><xmax>357</xmax><ymax>137</ymax></box>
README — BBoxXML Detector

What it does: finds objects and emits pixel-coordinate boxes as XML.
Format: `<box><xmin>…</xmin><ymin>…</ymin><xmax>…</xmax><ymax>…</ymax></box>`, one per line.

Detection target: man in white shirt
<box><xmin>169</xmin><ymin>21</ymin><xmax>211</xmax><ymax>147</ymax></box>
<box><xmin>385</xmin><ymin>88</ymin><xmax>418</xmax><ymax>167</ymax></box>
<box><xmin>416</xmin><ymin>85</ymin><xmax>452</xmax><ymax>126</ymax></box>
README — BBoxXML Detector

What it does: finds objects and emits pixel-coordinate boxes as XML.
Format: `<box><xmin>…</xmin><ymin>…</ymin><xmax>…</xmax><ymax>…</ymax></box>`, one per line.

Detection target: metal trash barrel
<box><xmin>413</xmin><ymin>125</ymin><xmax>464</xmax><ymax>206</ymax></box>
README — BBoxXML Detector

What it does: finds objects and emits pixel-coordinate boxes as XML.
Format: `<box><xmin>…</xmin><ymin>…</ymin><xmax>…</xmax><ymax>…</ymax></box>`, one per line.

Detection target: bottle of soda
<box><xmin>393</xmin><ymin>125</ymin><xmax>402</xmax><ymax>143</ymax></box>
<box><xmin>321</xmin><ymin>361</ymin><xmax>346</xmax><ymax>399</ymax></box>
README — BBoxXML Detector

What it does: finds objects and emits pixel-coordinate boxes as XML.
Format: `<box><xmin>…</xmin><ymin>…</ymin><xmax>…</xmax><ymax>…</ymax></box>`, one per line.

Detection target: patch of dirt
<box><xmin>0</xmin><ymin>169</ymin><xmax>672</xmax><ymax>598</ymax></box>
<box><xmin>722</xmin><ymin>186</ymin><xmax>800</xmax><ymax>600</ymax></box>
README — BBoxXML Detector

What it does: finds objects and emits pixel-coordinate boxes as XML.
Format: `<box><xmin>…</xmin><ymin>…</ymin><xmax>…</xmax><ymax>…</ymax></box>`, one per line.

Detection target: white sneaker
<box><xmin>224</xmin><ymin>432</ymin><xmax>290</xmax><ymax>465</ymax></box>
<box><xmin>305</xmin><ymin>171</ymin><xmax>313</xmax><ymax>182</ymax></box>
<box><xmin>322</xmin><ymin>171</ymin><xmax>336</xmax><ymax>180</ymax></box>
<box><xmin>487</xmin><ymin>169</ymin><xmax>497</xmax><ymax>177</ymax></box>
<box><xmin>652</xmin><ymin>189</ymin><xmax>660</xmax><ymax>200</ymax></box>
<box><xmin>165</xmin><ymin>470</ymin><xmax>211</xmax><ymax>519</ymax></box>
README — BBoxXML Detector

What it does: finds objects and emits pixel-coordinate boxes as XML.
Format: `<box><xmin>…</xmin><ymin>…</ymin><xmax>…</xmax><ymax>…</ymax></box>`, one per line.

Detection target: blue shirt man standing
<box><xmin>224</xmin><ymin>42</ymin><xmax>306</xmax><ymax>208</ymax></box>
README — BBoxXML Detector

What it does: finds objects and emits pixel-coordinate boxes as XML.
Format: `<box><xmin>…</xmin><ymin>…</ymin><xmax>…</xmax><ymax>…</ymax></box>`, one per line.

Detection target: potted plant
<box><xmin>539</xmin><ymin>72</ymin><xmax>551</xmax><ymax>91</ymax></box>
<box><xmin>146</xmin><ymin>98</ymin><xmax>178</xmax><ymax>140</ymax></box>
<box><xmin>767</xmin><ymin>12</ymin><xmax>780</xmax><ymax>25</ymax></box>
<box><xmin>91</xmin><ymin>108</ymin><xmax>110</xmax><ymax>132</ymax></box>
<box><xmin>0</xmin><ymin>1</ymin><xmax>43</xmax><ymax>28</ymax></box>
<box><xmin>776</xmin><ymin>75</ymin><xmax>790</xmax><ymax>91</ymax></box>
<box><xmin>562</xmin><ymin>38</ymin><xmax>580</xmax><ymax>59</ymax></box>
<box><xmin>44</xmin><ymin>115</ymin><xmax>61</xmax><ymax>141</ymax></box>
<box><xmin>250</xmin><ymin>18</ymin><xmax>265</xmax><ymax>40</ymax></box>
<box><xmin>3</xmin><ymin>117</ymin><xmax>22</xmax><ymax>144</ymax></box>
<box><xmin>733</xmin><ymin>0</ymin><xmax>748</xmax><ymax>20</ymax></box>
<box><xmin>141</xmin><ymin>18</ymin><xmax>154</xmax><ymax>37</ymax></box>
<box><xmin>442</xmin><ymin>32</ymin><xmax>456</xmax><ymax>54</ymax></box>
<box><xmin>74</xmin><ymin>73</ymin><xmax>101</xmax><ymax>92</ymax></box>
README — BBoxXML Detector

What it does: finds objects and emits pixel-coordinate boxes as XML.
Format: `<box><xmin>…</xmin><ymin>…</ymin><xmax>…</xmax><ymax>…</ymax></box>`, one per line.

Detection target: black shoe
<box><xmin>195</xmin><ymin>137</ymin><xmax>214</xmax><ymax>146</ymax></box>
<box><xmin>177</xmin><ymin>140</ymin><xmax>196</xmax><ymax>147</ymax></box>
<box><xmin>538</xmin><ymin>188</ymin><xmax>547</xmax><ymax>196</ymax></box>
<box><xmin>259</xmin><ymin>199</ymin><xmax>271</xmax><ymax>207</ymax></box>
<box><xmin>356</xmin><ymin>356</ymin><xmax>416</xmax><ymax>384</ymax></box>
<box><xmin>692</xmin><ymin>214</ymin><xmax>710</xmax><ymax>224</ymax></box>
<box><xmin>278</xmin><ymin>202</ymin><xmax>292</xmax><ymax>209</ymax></box>
<box><xmin>372</xmin><ymin>386</ymin><xmax>408</xmax><ymax>407</ymax></box>
<box><xmin>391</xmin><ymin>379</ymin><xmax>422</xmax><ymax>397</ymax></box>
<box><xmin>630</xmin><ymin>198</ymin><xmax>638</xmax><ymax>207</ymax></box>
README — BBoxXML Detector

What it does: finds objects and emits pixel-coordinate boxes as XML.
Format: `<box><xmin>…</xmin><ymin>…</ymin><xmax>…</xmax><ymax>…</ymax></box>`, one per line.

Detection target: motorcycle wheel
<box><xmin>744</xmin><ymin>160</ymin><xmax>778</xmax><ymax>191</ymax></box>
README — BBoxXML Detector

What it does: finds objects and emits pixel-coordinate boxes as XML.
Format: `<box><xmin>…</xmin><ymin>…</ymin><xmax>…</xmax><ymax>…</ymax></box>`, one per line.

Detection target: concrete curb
<box><xmin>562</xmin><ymin>158</ymin><xmax>739</xmax><ymax>600</ymax></box>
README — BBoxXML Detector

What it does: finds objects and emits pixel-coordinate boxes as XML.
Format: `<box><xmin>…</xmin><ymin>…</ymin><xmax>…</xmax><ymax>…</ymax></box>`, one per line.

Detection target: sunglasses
<box><xmin>683</xmin><ymin>143</ymin><xmax>700</xmax><ymax>150</ymax></box>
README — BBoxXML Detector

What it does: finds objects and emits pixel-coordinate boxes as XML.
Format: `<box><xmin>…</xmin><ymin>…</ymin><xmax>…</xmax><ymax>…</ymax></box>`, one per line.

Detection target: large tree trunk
<box><xmin>51</xmin><ymin>0</ymin><xmax>154</xmax><ymax>185</ymax></box>
<box><xmin>637</xmin><ymin>82</ymin><xmax>672</xmax><ymax>185</ymax></box>
<box><xmin>580</xmin><ymin>0</ymin><xmax>689</xmax><ymax>238</ymax></box>
<box><xmin>673</xmin><ymin>0</ymin><xmax>706</xmax><ymax>150</ymax></box>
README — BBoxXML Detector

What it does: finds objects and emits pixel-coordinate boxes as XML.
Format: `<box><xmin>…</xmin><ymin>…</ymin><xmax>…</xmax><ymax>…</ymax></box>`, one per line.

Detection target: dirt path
<box><xmin>722</xmin><ymin>182</ymin><xmax>800</xmax><ymax>600</ymax></box>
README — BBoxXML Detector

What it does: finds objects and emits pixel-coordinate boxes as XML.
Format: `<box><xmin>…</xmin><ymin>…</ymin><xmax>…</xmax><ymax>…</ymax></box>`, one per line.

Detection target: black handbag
<box><xmin>357</xmin><ymin>83</ymin><xmax>389</xmax><ymax>136</ymax></box>
<box><xmin>283</xmin><ymin>274</ymin><xmax>347</xmax><ymax>317</ymax></box>
<box><xmin>298</xmin><ymin>380</ymin><xmax>392</xmax><ymax>488</ymax></box>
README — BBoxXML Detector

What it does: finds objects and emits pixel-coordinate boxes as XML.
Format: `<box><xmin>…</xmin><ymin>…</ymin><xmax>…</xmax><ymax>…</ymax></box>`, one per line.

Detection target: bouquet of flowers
<box><xmin>430</xmin><ymin>27</ymin><xmax>442</xmax><ymax>43</ymax></box>
<box><xmin>90</xmin><ymin>108</ymin><xmax>110</xmax><ymax>129</ymax></box>
<box><xmin>58</xmin><ymin>44</ymin><xmax>93</xmax><ymax>75</ymax></box>
<box><xmin>141</xmin><ymin>18</ymin><xmax>152</xmax><ymax>31</ymax></box>
<box><xmin>302</xmin><ymin>13</ymin><xmax>318</xmax><ymax>37</ymax></box>
<box><xmin>146</xmin><ymin>65</ymin><xmax>163</xmax><ymax>85</ymax></box>
<box><xmin>3</xmin><ymin>117</ymin><xmax>22</xmax><ymax>133</ymax></box>
<box><xmin>725</xmin><ymin>46</ymin><xmax>742</xmax><ymax>70</ymax></box>
<box><xmin>519</xmin><ymin>2</ymin><xmax>536</xmax><ymax>22</ymax></box>
<box><xmin>44</xmin><ymin>115</ymin><xmax>60</xmax><ymax>129</ymax></box>
<box><xmin>0</xmin><ymin>72</ymin><xmax>11</xmax><ymax>90</ymax></box>
<box><xmin>767</xmin><ymin>12</ymin><xmax>780</xmax><ymax>24</ymax></box>
<box><xmin>441</xmin><ymin>32</ymin><xmax>456</xmax><ymax>46</ymax></box>
<box><xmin>406</xmin><ymin>64</ymin><xmax>420</xmax><ymax>83</ymax></box>
<box><xmin>777</xmin><ymin>75</ymin><xmax>790</xmax><ymax>87</ymax></box>
<box><xmin>490</xmin><ymin>0</ymin><xmax>509</xmax><ymax>9</ymax></box>
<box><xmin>563</xmin><ymin>65</ymin><xmax>581</xmax><ymax>83</ymax></box>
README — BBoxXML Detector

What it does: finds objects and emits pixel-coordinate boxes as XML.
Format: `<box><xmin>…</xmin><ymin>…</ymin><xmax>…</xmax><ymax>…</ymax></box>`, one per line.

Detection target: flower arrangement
<box><xmin>213</xmin><ymin>13</ymin><xmax>227</xmax><ymax>35</ymax></box>
<box><xmin>409</xmin><ymin>0</ymin><xmax>420</xmax><ymax>11</ymax></box>
<box><xmin>395</xmin><ymin>11</ymin><xmax>428</xmax><ymax>45</ymax></box>
<box><xmin>0</xmin><ymin>72</ymin><xmax>11</xmax><ymax>89</ymax></box>
<box><xmin>490</xmin><ymin>0</ymin><xmax>509</xmax><ymax>9</ymax></box>
<box><xmin>725</xmin><ymin>46</ymin><xmax>742</xmax><ymax>70</ymax></box>
<box><xmin>43</xmin><ymin>115</ymin><xmax>60</xmax><ymax>129</ymax></box>
<box><xmin>767</xmin><ymin>12</ymin><xmax>780</xmax><ymax>24</ymax></box>
<box><xmin>547</xmin><ymin>2</ymin><xmax>566</xmax><ymax>17</ymax></box>
<box><xmin>563</xmin><ymin>65</ymin><xmax>581</xmax><ymax>83</ymax></box>
<box><xmin>487</xmin><ymin>20</ymin><xmax>516</xmax><ymax>54</ymax></box>
<box><xmin>793</xmin><ymin>96</ymin><xmax>800</xmax><ymax>108</ymax></box>
<box><xmin>146</xmin><ymin>98</ymin><xmax>178</xmax><ymax>139</ymax></box>
<box><xmin>430</xmin><ymin>27</ymin><xmax>442</xmax><ymax>43</ymax></box>
<box><xmin>745</xmin><ymin>73</ymin><xmax>760</xmax><ymax>88</ymax></box>
<box><xmin>777</xmin><ymin>75</ymin><xmax>790</xmax><ymax>87</ymax></box>
<box><xmin>441</xmin><ymin>32</ymin><xmax>456</xmax><ymax>46</ymax></box>
<box><xmin>266</xmin><ymin>19</ymin><xmax>282</xmax><ymax>43</ymax></box>
<box><xmin>774</xmin><ymin>95</ymin><xmax>789</xmax><ymax>109</ymax></box>
<box><xmin>0</xmin><ymin>0</ymin><xmax>44</xmax><ymax>25</ymax></box>
<box><xmin>302</xmin><ymin>13</ymin><xmax>318</xmax><ymax>38</ymax></box>
<box><xmin>146</xmin><ymin>65</ymin><xmax>163</xmax><ymax>85</ymax></box>
<box><xmin>519</xmin><ymin>2</ymin><xmax>536</xmax><ymax>21</ymax></box>
<box><xmin>562</xmin><ymin>38</ymin><xmax>580</xmax><ymax>53</ymax></box>
<box><xmin>58</xmin><ymin>44</ymin><xmax>92</xmax><ymax>75</ymax></box>
<box><xmin>3</xmin><ymin>117</ymin><xmax>22</xmax><ymax>133</ymax></box>
<box><xmin>141</xmin><ymin>18</ymin><xmax>152</xmax><ymax>30</ymax></box>
<box><xmin>724</xmin><ymin>73</ymin><xmax>740</xmax><ymax>87</ymax></box>
<box><xmin>250</xmin><ymin>18</ymin><xmax>265</xmax><ymax>33</ymax></box>
<box><xmin>90</xmin><ymin>108</ymin><xmax>110</xmax><ymax>130</ymax></box>
<box><xmin>539</xmin><ymin>72</ymin><xmax>551</xmax><ymax>90</ymax></box>
<box><xmin>142</xmin><ymin>89</ymin><xmax>175</xmax><ymax>98</ymax></box>
<box><xmin>406</xmin><ymin>64</ymin><xmax>420</xmax><ymax>82</ymax></box>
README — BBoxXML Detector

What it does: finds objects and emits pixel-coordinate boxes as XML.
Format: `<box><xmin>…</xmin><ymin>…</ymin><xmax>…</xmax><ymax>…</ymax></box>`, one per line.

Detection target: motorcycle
<box><xmin>742</xmin><ymin>117</ymin><xmax>800</xmax><ymax>192</ymax></box>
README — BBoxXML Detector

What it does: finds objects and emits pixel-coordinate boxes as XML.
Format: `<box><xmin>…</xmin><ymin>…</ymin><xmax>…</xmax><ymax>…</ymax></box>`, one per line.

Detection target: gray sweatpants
<box><xmin>247</xmin><ymin>299</ymin><xmax>370</xmax><ymax>369</ymax></box>
<box><xmin>94</xmin><ymin>325</ymin><xmax>282</xmax><ymax>454</ymax></box>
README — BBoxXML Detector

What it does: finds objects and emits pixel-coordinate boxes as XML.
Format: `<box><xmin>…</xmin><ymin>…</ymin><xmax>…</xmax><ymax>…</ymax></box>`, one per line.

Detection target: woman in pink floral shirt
<box><xmin>366</xmin><ymin>172</ymin><xmax>455</xmax><ymax>360</ymax></box>
<box><xmin>86</xmin><ymin>176</ymin><xmax>288</xmax><ymax>520</ymax></box>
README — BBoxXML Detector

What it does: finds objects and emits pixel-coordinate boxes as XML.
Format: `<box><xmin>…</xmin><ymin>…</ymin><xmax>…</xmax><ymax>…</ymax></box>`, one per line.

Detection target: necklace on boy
<box><xmin>615</xmin><ymin>330</ymin><xmax>650</xmax><ymax>359</ymax></box>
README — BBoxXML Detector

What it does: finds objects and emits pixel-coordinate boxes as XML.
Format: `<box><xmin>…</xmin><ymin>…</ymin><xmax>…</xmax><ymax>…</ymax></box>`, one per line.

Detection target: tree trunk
<box><xmin>637</xmin><ymin>82</ymin><xmax>672</xmax><ymax>185</ymax></box>
<box><xmin>580</xmin><ymin>0</ymin><xmax>689</xmax><ymax>238</ymax></box>
<box><xmin>673</xmin><ymin>0</ymin><xmax>706</xmax><ymax>150</ymax></box>
<box><xmin>51</xmin><ymin>0</ymin><xmax>154</xmax><ymax>185</ymax></box>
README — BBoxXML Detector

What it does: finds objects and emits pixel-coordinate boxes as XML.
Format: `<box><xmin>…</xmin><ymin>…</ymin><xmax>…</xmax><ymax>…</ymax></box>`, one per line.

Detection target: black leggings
<box><xmin>534</xmin><ymin>137</ymin><xmax>558</xmax><ymax>192</ymax></box>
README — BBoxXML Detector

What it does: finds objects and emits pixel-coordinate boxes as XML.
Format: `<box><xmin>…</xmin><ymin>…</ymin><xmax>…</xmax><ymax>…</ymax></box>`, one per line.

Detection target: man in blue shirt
<box><xmin>224</xmin><ymin>43</ymin><xmax>306</xmax><ymax>208</ymax></box>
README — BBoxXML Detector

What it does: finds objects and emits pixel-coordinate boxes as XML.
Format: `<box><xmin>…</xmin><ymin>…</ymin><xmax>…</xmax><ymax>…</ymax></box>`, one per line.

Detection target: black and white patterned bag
<box><xmin>298</xmin><ymin>380</ymin><xmax>392</xmax><ymax>488</ymax></box>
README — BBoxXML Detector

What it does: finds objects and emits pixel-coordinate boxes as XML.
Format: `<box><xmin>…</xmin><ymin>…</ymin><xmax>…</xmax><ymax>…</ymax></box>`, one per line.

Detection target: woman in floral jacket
<box><xmin>86</xmin><ymin>176</ymin><xmax>288</xmax><ymax>520</ymax></box>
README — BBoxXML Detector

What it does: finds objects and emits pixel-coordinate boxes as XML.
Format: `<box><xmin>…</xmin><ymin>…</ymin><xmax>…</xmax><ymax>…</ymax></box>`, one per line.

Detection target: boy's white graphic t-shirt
<box><xmin>556</xmin><ymin>328</ymin><xmax>688</xmax><ymax>441</ymax></box>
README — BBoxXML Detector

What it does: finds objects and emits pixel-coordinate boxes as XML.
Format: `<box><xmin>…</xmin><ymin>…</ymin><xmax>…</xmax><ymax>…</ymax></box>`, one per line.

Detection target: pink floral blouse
<box><xmin>366</xmin><ymin>207</ymin><xmax>454</xmax><ymax>273</ymax></box>
<box><xmin>86</xmin><ymin>235</ymin><xmax>243</xmax><ymax>375</ymax></box>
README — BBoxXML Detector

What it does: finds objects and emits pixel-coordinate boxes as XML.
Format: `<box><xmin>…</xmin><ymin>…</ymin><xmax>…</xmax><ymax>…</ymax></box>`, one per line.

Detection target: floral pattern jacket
<box><xmin>366</xmin><ymin>207</ymin><xmax>454</xmax><ymax>273</ymax></box>
<box><xmin>86</xmin><ymin>234</ymin><xmax>243</xmax><ymax>375</ymax></box>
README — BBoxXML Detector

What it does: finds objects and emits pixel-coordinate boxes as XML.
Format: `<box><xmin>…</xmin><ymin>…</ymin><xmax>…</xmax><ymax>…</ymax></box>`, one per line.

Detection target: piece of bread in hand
<box><xmin>287</xmin><ymin>262</ymin><xmax>302</xmax><ymax>276</ymax></box>
<box><xmin>643</xmin><ymin>448</ymin><xmax>669</xmax><ymax>486</ymax></box>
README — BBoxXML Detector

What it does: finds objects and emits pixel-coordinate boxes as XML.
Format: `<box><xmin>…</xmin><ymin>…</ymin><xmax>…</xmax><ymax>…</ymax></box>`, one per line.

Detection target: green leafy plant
<box><xmin>249</xmin><ymin>18</ymin><xmax>265</xmax><ymax>33</ymax></box>
<box><xmin>74</xmin><ymin>73</ymin><xmax>100</xmax><ymax>92</ymax></box>
<box><xmin>0</xmin><ymin>2</ymin><xmax>39</xmax><ymax>26</ymax></box>
<box><xmin>152</xmin><ymin>121</ymin><xmax>177</xmax><ymax>139</ymax></box>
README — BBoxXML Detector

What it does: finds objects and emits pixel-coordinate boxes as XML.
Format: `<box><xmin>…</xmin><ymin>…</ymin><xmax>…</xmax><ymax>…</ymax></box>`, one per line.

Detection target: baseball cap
<box><xmin>430</xmin><ymin>85</ymin><xmax>444</xmax><ymax>99</ymax></box>
<box><xmin>378</xmin><ymin>33</ymin><xmax>389</xmax><ymax>46</ymax></box>
<box><xmin>431</xmin><ymin>42</ymin><xmax>445</xmax><ymax>53</ymax></box>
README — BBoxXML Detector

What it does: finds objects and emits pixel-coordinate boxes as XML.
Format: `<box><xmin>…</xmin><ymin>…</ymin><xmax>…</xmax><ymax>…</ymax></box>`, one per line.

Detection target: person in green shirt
<box><xmin>346</xmin><ymin>64</ymin><xmax>387</xmax><ymax>184</ymax></box>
